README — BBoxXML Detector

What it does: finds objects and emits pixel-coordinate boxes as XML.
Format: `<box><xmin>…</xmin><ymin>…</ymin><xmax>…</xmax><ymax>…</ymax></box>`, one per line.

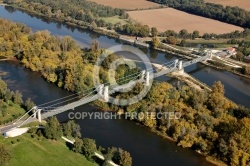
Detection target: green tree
<box><xmin>44</xmin><ymin>116</ymin><xmax>62</xmax><ymax>140</ymax></box>
<box><xmin>192</xmin><ymin>30</ymin><xmax>199</xmax><ymax>39</ymax></box>
<box><xmin>24</xmin><ymin>98</ymin><xmax>35</xmax><ymax>111</ymax></box>
<box><xmin>12</xmin><ymin>90</ymin><xmax>23</xmax><ymax>105</ymax></box>
<box><xmin>235</xmin><ymin>52</ymin><xmax>244</xmax><ymax>61</ymax></box>
<box><xmin>82</xmin><ymin>138</ymin><xmax>97</xmax><ymax>160</ymax></box>
<box><xmin>179</xmin><ymin>39</ymin><xmax>187</xmax><ymax>47</ymax></box>
<box><xmin>0</xmin><ymin>144</ymin><xmax>11</xmax><ymax>166</ymax></box>
<box><xmin>63</xmin><ymin>120</ymin><xmax>81</xmax><ymax>138</ymax></box>
<box><xmin>72</xmin><ymin>138</ymin><xmax>83</xmax><ymax>153</ymax></box>
<box><xmin>151</xmin><ymin>27</ymin><xmax>158</xmax><ymax>37</ymax></box>
<box><xmin>0</xmin><ymin>79</ymin><xmax>7</xmax><ymax>98</ymax></box>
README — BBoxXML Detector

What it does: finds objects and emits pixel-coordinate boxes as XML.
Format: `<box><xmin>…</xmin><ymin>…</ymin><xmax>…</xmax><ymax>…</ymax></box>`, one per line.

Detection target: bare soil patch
<box><xmin>128</xmin><ymin>8</ymin><xmax>244</xmax><ymax>35</ymax></box>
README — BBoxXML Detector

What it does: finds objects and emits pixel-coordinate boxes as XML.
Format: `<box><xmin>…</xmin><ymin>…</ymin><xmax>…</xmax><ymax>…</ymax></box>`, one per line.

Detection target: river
<box><xmin>0</xmin><ymin>5</ymin><xmax>249</xmax><ymax>166</ymax></box>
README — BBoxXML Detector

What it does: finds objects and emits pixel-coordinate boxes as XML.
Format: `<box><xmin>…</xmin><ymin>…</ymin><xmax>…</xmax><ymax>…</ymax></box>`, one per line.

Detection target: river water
<box><xmin>0</xmin><ymin>5</ymin><xmax>249</xmax><ymax>166</ymax></box>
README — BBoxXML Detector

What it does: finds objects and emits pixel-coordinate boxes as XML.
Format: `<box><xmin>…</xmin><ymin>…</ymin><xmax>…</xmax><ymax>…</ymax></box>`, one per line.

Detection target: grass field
<box><xmin>205</xmin><ymin>0</ymin><xmax>250</xmax><ymax>11</ymax></box>
<box><xmin>88</xmin><ymin>0</ymin><xmax>160</xmax><ymax>9</ymax></box>
<box><xmin>0</xmin><ymin>134</ymin><xmax>97</xmax><ymax>166</ymax></box>
<box><xmin>128</xmin><ymin>8</ymin><xmax>244</xmax><ymax>35</ymax></box>
<box><xmin>100</xmin><ymin>16</ymin><xmax>130</xmax><ymax>25</ymax></box>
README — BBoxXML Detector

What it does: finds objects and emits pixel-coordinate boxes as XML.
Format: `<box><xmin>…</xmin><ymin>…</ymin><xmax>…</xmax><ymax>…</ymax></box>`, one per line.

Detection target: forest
<box><xmin>1</xmin><ymin>18</ymin><xmax>250</xmax><ymax>165</ymax></box>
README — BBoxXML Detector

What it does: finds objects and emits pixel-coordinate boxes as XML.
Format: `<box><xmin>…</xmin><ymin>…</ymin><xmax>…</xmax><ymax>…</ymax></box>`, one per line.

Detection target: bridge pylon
<box><xmin>140</xmin><ymin>70</ymin><xmax>151</xmax><ymax>86</ymax></box>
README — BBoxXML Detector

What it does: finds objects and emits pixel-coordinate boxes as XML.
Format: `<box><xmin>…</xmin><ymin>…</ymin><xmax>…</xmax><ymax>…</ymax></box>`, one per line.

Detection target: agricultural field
<box><xmin>128</xmin><ymin>8</ymin><xmax>244</xmax><ymax>35</ymax></box>
<box><xmin>87</xmin><ymin>0</ymin><xmax>161</xmax><ymax>9</ymax></box>
<box><xmin>205</xmin><ymin>0</ymin><xmax>250</xmax><ymax>11</ymax></box>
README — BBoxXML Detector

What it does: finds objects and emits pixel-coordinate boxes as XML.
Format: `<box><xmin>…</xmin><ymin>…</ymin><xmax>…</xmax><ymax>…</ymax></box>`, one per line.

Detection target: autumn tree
<box><xmin>151</xmin><ymin>36</ymin><xmax>160</xmax><ymax>48</ymax></box>
<box><xmin>166</xmin><ymin>36</ymin><xmax>177</xmax><ymax>45</ymax></box>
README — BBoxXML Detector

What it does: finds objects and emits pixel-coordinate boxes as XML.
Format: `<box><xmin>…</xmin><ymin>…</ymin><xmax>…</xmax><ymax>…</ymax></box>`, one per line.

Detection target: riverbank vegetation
<box><xmin>1</xmin><ymin>18</ymin><xmax>250</xmax><ymax>165</ymax></box>
<box><xmin>0</xmin><ymin>78</ymin><xmax>35</xmax><ymax>125</ymax></box>
<box><xmin>28</xmin><ymin>117</ymin><xmax>132</xmax><ymax>166</ymax></box>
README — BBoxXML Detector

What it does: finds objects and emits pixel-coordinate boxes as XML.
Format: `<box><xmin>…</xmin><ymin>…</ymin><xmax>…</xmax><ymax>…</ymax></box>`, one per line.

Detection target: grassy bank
<box><xmin>0</xmin><ymin>100</ymin><xmax>26</xmax><ymax>125</ymax></box>
<box><xmin>0</xmin><ymin>134</ymin><xmax>97</xmax><ymax>166</ymax></box>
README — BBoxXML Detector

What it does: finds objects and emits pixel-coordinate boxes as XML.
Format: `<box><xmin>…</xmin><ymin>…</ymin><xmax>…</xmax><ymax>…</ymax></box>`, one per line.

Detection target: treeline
<box><xmin>0</xmin><ymin>78</ymin><xmax>35</xmax><ymax>124</ymax></box>
<box><xmin>151</xmin><ymin>0</ymin><xmax>250</xmax><ymax>28</ymax></box>
<box><xmin>4</xmin><ymin>0</ymin><xmax>127</xmax><ymax>28</ymax></box>
<box><xmin>29</xmin><ymin>117</ymin><xmax>132</xmax><ymax>166</ymax></box>
<box><xmin>159</xmin><ymin>28</ymin><xmax>250</xmax><ymax>40</ymax></box>
<box><xmin>96</xmin><ymin>81</ymin><xmax>250</xmax><ymax>165</ymax></box>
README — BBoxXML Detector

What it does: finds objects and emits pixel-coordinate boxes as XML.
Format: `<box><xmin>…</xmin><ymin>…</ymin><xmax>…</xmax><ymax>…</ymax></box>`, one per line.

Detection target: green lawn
<box><xmin>0</xmin><ymin>134</ymin><xmax>97</xmax><ymax>166</ymax></box>
<box><xmin>100</xmin><ymin>16</ymin><xmax>130</xmax><ymax>25</ymax></box>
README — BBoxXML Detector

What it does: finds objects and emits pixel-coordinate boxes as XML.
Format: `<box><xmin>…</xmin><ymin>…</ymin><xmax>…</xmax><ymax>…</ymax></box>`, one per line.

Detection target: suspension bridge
<box><xmin>0</xmin><ymin>53</ymin><xmax>211</xmax><ymax>134</ymax></box>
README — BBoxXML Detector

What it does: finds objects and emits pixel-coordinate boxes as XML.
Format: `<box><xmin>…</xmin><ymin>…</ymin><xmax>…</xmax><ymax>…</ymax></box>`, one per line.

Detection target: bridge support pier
<box><xmin>37</xmin><ymin>109</ymin><xmax>42</xmax><ymax>123</ymax></box>
<box><xmin>146</xmin><ymin>71</ymin><xmax>150</xmax><ymax>86</ymax></box>
<box><xmin>104</xmin><ymin>86</ymin><xmax>109</xmax><ymax>102</ymax></box>
<box><xmin>174</xmin><ymin>59</ymin><xmax>179</xmax><ymax>68</ymax></box>
<box><xmin>98</xmin><ymin>84</ymin><xmax>104</xmax><ymax>96</ymax></box>
<box><xmin>33</xmin><ymin>111</ymin><xmax>36</xmax><ymax>118</ymax></box>
<box><xmin>176</xmin><ymin>60</ymin><xmax>184</xmax><ymax>74</ymax></box>
<box><xmin>141</xmin><ymin>70</ymin><xmax>146</xmax><ymax>80</ymax></box>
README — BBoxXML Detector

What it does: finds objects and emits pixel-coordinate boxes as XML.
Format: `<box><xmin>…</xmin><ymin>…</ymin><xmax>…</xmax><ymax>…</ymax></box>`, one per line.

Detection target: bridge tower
<box><xmin>141</xmin><ymin>70</ymin><xmax>150</xmax><ymax>86</ymax></box>
<box><xmin>178</xmin><ymin>60</ymin><xmax>184</xmax><ymax>74</ymax></box>
<box><xmin>97</xmin><ymin>84</ymin><xmax>109</xmax><ymax>102</ymax></box>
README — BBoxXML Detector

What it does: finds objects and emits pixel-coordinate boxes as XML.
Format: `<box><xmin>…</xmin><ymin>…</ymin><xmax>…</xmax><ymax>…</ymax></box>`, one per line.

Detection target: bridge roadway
<box><xmin>0</xmin><ymin>117</ymin><xmax>37</xmax><ymax>133</ymax></box>
<box><xmin>0</xmin><ymin>54</ymin><xmax>211</xmax><ymax>133</ymax></box>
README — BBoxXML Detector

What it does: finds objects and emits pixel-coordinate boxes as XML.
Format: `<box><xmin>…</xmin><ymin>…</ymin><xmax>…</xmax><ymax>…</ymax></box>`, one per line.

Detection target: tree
<box><xmin>0</xmin><ymin>79</ymin><xmax>7</xmax><ymax>98</ymax></box>
<box><xmin>12</xmin><ymin>90</ymin><xmax>23</xmax><ymax>105</ymax></box>
<box><xmin>244</xmin><ymin>65</ymin><xmax>250</xmax><ymax>75</ymax></box>
<box><xmin>192</xmin><ymin>30</ymin><xmax>199</xmax><ymax>39</ymax></box>
<box><xmin>63</xmin><ymin>120</ymin><xmax>81</xmax><ymax>138</ymax></box>
<box><xmin>117</xmin><ymin>148</ymin><xmax>132</xmax><ymax>166</ymax></box>
<box><xmin>91</xmin><ymin>40</ymin><xmax>99</xmax><ymax>52</ymax></box>
<box><xmin>44</xmin><ymin>116</ymin><xmax>62</xmax><ymax>140</ymax></box>
<box><xmin>72</xmin><ymin>138</ymin><xmax>83</xmax><ymax>153</ymax></box>
<box><xmin>151</xmin><ymin>27</ymin><xmax>158</xmax><ymax>37</ymax></box>
<box><xmin>179</xmin><ymin>39</ymin><xmax>187</xmax><ymax>47</ymax></box>
<box><xmin>211</xmin><ymin>81</ymin><xmax>224</xmax><ymax>95</ymax></box>
<box><xmin>0</xmin><ymin>144</ymin><xmax>11</xmax><ymax>166</ymax></box>
<box><xmin>151</xmin><ymin>36</ymin><xmax>160</xmax><ymax>48</ymax></box>
<box><xmin>82</xmin><ymin>138</ymin><xmax>97</xmax><ymax>160</ymax></box>
<box><xmin>179</xmin><ymin>29</ymin><xmax>188</xmax><ymax>39</ymax></box>
<box><xmin>235</xmin><ymin>52</ymin><xmax>244</xmax><ymax>61</ymax></box>
<box><xmin>166</xmin><ymin>36</ymin><xmax>177</xmax><ymax>45</ymax></box>
<box><xmin>24</xmin><ymin>98</ymin><xmax>35</xmax><ymax>111</ymax></box>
